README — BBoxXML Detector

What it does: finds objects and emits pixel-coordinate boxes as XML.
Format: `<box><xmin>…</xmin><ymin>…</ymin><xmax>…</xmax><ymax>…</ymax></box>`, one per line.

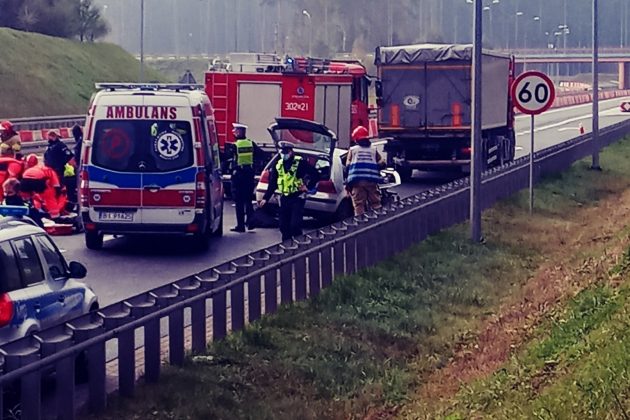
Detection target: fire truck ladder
<box><xmin>209</xmin><ymin>77</ymin><xmax>230</xmax><ymax>147</ymax></box>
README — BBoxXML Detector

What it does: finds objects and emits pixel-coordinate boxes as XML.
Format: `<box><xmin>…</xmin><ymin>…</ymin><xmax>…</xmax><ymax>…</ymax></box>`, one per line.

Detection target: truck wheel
<box><xmin>396</xmin><ymin>165</ymin><xmax>413</xmax><ymax>182</ymax></box>
<box><xmin>85</xmin><ymin>231</ymin><xmax>103</xmax><ymax>250</ymax></box>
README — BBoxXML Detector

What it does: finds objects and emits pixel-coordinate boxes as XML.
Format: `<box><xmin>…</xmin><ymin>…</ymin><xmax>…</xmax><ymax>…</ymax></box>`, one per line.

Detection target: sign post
<box><xmin>511</xmin><ymin>70</ymin><xmax>556</xmax><ymax>214</ymax></box>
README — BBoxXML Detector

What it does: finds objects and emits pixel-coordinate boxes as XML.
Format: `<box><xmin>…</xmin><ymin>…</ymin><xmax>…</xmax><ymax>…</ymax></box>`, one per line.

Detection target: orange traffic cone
<box><xmin>579</xmin><ymin>122</ymin><xmax>585</xmax><ymax>135</ymax></box>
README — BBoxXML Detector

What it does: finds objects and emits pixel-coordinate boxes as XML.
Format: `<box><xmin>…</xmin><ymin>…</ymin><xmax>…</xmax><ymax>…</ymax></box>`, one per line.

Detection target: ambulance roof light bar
<box><xmin>94</xmin><ymin>83</ymin><xmax>204</xmax><ymax>92</ymax></box>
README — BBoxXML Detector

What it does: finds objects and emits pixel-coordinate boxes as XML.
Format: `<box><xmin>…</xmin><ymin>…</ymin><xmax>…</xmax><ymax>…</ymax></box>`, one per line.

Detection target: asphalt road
<box><xmin>54</xmin><ymin>97</ymin><xmax>630</xmax><ymax>307</ymax></box>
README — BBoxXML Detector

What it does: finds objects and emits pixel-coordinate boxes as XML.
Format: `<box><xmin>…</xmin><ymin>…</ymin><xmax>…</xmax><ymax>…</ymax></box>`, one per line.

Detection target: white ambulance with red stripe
<box><xmin>78</xmin><ymin>84</ymin><xmax>224</xmax><ymax>250</ymax></box>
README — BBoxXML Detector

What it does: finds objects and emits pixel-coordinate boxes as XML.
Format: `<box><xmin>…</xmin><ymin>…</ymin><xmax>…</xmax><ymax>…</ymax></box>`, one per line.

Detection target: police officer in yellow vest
<box><xmin>259</xmin><ymin>141</ymin><xmax>319</xmax><ymax>241</ymax></box>
<box><xmin>231</xmin><ymin>123</ymin><xmax>263</xmax><ymax>232</ymax></box>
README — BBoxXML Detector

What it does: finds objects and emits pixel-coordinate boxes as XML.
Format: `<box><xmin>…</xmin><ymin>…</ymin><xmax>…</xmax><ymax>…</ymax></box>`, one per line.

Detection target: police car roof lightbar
<box><xmin>0</xmin><ymin>205</ymin><xmax>29</xmax><ymax>218</ymax></box>
<box><xmin>95</xmin><ymin>83</ymin><xmax>204</xmax><ymax>92</ymax></box>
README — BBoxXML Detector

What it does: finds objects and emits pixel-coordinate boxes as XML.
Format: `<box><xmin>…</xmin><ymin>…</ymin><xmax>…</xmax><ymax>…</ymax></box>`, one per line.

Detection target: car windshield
<box><xmin>92</xmin><ymin>120</ymin><xmax>194</xmax><ymax>173</ymax></box>
<box><xmin>272</xmin><ymin>128</ymin><xmax>333</xmax><ymax>155</ymax></box>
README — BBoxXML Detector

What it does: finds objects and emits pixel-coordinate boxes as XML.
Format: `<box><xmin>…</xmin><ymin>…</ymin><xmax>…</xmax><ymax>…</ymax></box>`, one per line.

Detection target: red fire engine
<box><xmin>204</xmin><ymin>53</ymin><xmax>371</xmax><ymax>169</ymax></box>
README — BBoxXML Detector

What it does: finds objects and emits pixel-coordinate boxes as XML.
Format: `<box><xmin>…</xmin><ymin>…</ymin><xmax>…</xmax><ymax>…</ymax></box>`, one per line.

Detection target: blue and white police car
<box><xmin>0</xmin><ymin>206</ymin><xmax>98</xmax><ymax>345</ymax></box>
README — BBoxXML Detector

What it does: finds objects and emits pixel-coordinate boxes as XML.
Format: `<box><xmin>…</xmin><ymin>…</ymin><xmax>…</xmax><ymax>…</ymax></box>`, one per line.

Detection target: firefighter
<box><xmin>0</xmin><ymin>121</ymin><xmax>21</xmax><ymax>158</ymax></box>
<box><xmin>345</xmin><ymin>126</ymin><xmax>384</xmax><ymax>216</ymax></box>
<box><xmin>230</xmin><ymin>123</ymin><xmax>263</xmax><ymax>232</ymax></box>
<box><xmin>21</xmin><ymin>155</ymin><xmax>66</xmax><ymax>219</ymax></box>
<box><xmin>259</xmin><ymin>141</ymin><xmax>319</xmax><ymax>241</ymax></box>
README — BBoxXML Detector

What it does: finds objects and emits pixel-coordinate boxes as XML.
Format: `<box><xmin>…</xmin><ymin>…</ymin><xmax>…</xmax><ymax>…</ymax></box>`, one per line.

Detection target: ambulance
<box><xmin>79</xmin><ymin>83</ymin><xmax>224</xmax><ymax>250</ymax></box>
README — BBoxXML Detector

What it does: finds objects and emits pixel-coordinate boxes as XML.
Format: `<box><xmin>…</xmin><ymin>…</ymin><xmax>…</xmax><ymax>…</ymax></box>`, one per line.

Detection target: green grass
<box><xmin>0</xmin><ymin>28</ymin><xmax>166</xmax><ymax>118</ymax></box>
<box><xmin>146</xmin><ymin>58</ymin><xmax>208</xmax><ymax>85</ymax></box>
<box><xmin>95</xmin><ymin>137</ymin><xmax>630</xmax><ymax>420</ymax></box>
<box><xmin>444</xmin><ymin>280</ymin><xmax>630</xmax><ymax>419</ymax></box>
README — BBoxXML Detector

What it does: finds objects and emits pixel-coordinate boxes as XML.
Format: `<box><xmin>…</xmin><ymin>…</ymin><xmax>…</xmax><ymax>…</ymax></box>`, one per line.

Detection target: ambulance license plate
<box><xmin>99</xmin><ymin>211</ymin><xmax>133</xmax><ymax>222</ymax></box>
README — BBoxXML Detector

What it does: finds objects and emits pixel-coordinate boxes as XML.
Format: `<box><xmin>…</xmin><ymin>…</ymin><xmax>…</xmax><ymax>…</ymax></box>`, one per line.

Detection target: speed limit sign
<box><xmin>511</xmin><ymin>71</ymin><xmax>556</xmax><ymax>215</ymax></box>
<box><xmin>511</xmin><ymin>71</ymin><xmax>556</xmax><ymax>115</ymax></box>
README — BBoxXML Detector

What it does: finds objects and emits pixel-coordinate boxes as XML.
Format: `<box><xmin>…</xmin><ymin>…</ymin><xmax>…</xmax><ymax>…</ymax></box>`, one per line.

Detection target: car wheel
<box><xmin>85</xmin><ymin>231</ymin><xmax>103</xmax><ymax>250</ymax></box>
<box><xmin>212</xmin><ymin>209</ymin><xmax>224</xmax><ymax>237</ymax></box>
<box><xmin>334</xmin><ymin>198</ymin><xmax>355</xmax><ymax>222</ymax></box>
<box><xmin>395</xmin><ymin>165</ymin><xmax>413</xmax><ymax>182</ymax></box>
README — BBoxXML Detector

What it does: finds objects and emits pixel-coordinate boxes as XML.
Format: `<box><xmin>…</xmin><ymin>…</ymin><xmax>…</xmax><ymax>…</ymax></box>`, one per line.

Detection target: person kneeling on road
<box><xmin>346</xmin><ymin>126</ymin><xmax>385</xmax><ymax>216</ymax></box>
<box><xmin>258</xmin><ymin>141</ymin><xmax>319</xmax><ymax>242</ymax></box>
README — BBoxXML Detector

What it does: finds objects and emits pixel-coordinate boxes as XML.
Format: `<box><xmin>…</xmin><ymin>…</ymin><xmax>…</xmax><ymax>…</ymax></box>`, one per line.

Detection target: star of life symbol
<box><xmin>155</xmin><ymin>131</ymin><xmax>184</xmax><ymax>160</ymax></box>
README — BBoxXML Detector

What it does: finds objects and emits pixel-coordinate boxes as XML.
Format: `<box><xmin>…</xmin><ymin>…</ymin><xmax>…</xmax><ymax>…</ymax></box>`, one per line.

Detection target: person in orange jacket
<box><xmin>21</xmin><ymin>154</ymin><xmax>67</xmax><ymax>219</ymax></box>
<box><xmin>0</xmin><ymin>156</ymin><xmax>24</xmax><ymax>202</ymax></box>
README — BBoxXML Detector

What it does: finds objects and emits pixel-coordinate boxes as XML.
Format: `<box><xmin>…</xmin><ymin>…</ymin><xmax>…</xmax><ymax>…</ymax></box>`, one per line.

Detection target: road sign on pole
<box><xmin>511</xmin><ymin>70</ymin><xmax>556</xmax><ymax>214</ymax></box>
<box><xmin>470</xmin><ymin>0</ymin><xmax>483</xmax><ymax>242</ymax></box>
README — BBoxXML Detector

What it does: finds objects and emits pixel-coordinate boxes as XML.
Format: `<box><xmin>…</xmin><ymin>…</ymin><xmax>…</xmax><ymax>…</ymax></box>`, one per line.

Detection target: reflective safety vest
<box><xmin>64</xmin><ymin>163</ymin><xmax>75</xmax><ymax>177</ymax></box>
<box><xmin>235</xmin><ymin>138</ymin><xmax>254</xmax><ymax>166</ymax></box>
<box><xmin>276</xmin><ymin>156</ymin><xmax>302</xmax><ymax>196</ymax></box>
<box><xmin>347</xmin><ymin>144</ymin><xmax>381</xmax><ymax>185</ymax></box>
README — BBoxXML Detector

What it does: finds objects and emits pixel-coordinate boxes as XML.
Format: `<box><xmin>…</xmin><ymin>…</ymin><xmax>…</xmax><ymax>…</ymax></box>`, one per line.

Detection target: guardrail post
<box><xmin>100</xmin><ymin>303</ymin><xmax>135</xmax><ymax>397</ymax></box>
<box><xmin>307</xmin><ymin>231</ymin><xmax>326</xmax><ymax>296</ymax></box>
<box><xmin>279</xmin><ymin>241</ymin><xmax>299</xmax><ymax>304</ymax></box>
<box><xmin>0</xmin><ymin>338</ymin><xmax>42</xmax><ymax>420</ymax></box>
<box><xmin>33</xmin><ymin>326</ymin><xmax>75</xmax><ymax>420</ymax></box>
<box><xmin>67</xmin><ymin>314</ymin><xmax>106</xmax><ymax>413</ymax></box>
<box><xmin>247</xmin><ymin>251</ymin><xmax>271</xmax><ymax>323</ymax></box>
<box><xmin>293</xmin><ymin>236</ymin><xmax>312</xmax><ymax>301</ymax></box>
<box><xmin>263</xmin><ymin>246</ymin><xmax>286</xmax><ymax>315</ymax></box>
<box><xmin>231</xmin><ymin>257</ymin><xmax>257</xmax><ymax>332</ymax></box>
<box><xmin>212</xmin><ymin>264</ymin><xmax>237</xmax><ymax>340</ymax></box>
<box><xmin>343</xmin><ymin>219</ymin><xmax>359</xmax><ymax>275</ymax></box>
<box><xmin>124</xmin><ymin>294</ymin><xmax>159</xmax><ymax>383</ymax></box>
<box><xmin>149</xmin><ymin>286</ymin><xmax>184</xmax><ymax>367</ymax></box>
<box><xmin>332</xmin><ymin>224</ymin><xmax>348</xmax><ymax>277</ymax></box>
<box><xmin>319</xmin><ymin>228</ymin><xmax>336</xmax><ymax>289</ymax></box>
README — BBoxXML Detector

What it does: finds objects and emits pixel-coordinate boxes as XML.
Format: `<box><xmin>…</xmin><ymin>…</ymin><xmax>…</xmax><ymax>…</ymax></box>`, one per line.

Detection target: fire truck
<box><xmin>204</xmin><ymin>53</ymin><xmax>371</xmax><ymax>176</ymax></box>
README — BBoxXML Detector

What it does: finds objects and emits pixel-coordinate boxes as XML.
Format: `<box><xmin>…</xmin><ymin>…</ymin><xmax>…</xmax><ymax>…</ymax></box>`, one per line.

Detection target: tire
<box><xmin>334</xmin><ymin>198</ymin><xmax>355</xmax><ymax>222</ymax></box>
<box><xmin>395</xmin><ymin>165</ymin><xmax>413</xmax><ymax>182</ymax></box>
<box><xmin>212</xmin><ymin>208</ymin><xmax>224</xmax><ymax>237</ymax></box>
<box><xmin>85</xmin><ymin>231</ymin><xmax>103</xmax><ymax>250</ymax></box>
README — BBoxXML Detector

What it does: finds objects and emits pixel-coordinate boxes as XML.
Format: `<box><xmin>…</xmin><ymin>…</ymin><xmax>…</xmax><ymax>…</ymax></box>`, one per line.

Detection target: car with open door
<box><xmin>255</xmin><ymin>118</ymin><xmax>401</xmax><ymax>223</ymax></box>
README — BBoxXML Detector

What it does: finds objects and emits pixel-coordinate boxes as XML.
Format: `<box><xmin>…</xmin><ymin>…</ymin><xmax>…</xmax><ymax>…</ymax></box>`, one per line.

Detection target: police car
<box><xmin>0</xmin><ymin>206</ymin><xmax>98</xmax><ymax>345</ymax></box>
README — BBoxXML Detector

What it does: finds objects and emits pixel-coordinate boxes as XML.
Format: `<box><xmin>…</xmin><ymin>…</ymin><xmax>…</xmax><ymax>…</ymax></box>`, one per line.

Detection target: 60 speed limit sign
<box><xmin>511</xmin><ymin>70</ymin><xmax>556</xmax><ymax>215</ymax></box>
<box><xmin>511</xmin><ymin>71</ymin><xmax>556</xmax><ymax>115</ymax></box>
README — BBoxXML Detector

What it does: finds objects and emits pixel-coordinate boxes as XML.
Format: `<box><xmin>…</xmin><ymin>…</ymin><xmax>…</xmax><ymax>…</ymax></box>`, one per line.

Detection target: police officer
<box><xmin>259</xmin><ymin>141</ymin><xmax>319</xmax><ymax>241</ymax></box>
<box><xmin>230</xmin><ymin>123</ymin><xmax>263</xmax><ymax>232</ymax></box>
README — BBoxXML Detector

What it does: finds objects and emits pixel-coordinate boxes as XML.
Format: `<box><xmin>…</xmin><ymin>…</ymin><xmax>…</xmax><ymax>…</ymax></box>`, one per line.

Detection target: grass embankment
<box><xmin>147</xmin><ymin>58</ymin><xmax>209</xmax><ymax>85</ymax></box>
<box><xmin>0</xmin><ymin>28</ymin><xmax>166</xmax><ymax>118</ymax></box>
<box><xmin>95</xmin><ymin>137</ymin><xmax>630</xmax><ymax>420</ymax></box>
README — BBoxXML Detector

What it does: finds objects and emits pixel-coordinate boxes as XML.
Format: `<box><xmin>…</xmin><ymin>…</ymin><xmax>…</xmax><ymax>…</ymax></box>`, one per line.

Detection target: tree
<box><xmin>77</xmin><ymin>0</ymin><xmax>109</xmax><ymax>42</ymax></box>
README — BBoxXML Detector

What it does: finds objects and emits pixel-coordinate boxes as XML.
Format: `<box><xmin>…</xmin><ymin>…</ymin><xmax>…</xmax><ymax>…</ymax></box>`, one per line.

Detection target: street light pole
<box><xmin>140</xmin><ymin>0</ymin><xmax>144</xmax><ymax>82</ymax></box>
<box><xmin>302</xmin><ymin>10</ymin><xmax>312</xmax><ymax>56</ymax></box>
<box><xmin>592</xmin><ymin>0</ymin><xmax>600</xmax><ymax>170</ymax></box>
<box><xmin>470</xmin><ymin>0</ymin><xmax>483</xmax><ymax>242</ymax></box>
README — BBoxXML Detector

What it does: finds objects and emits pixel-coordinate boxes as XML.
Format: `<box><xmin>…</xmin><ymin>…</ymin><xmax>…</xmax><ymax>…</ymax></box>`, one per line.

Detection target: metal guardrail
<box><xmin>1</xmin><ymin>120</ymin><xmax>630</xmax><ymax>419</ymax></box>
<box><xmin>5</xmin><ymin>115</ymin><xmax>86</xmax><ymax>131</ymax></box>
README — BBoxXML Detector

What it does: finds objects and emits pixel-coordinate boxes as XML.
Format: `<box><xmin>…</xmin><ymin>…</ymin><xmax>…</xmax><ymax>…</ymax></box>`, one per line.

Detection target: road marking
<box><xmin>515</xmin><ymin>146</ymin><xmax>524</xmax><ymax>151</ymax></box>
<box><xmin>558</xmin><ymin>127</ymin><xmax>582</xmax><ymax>132</ymax></box>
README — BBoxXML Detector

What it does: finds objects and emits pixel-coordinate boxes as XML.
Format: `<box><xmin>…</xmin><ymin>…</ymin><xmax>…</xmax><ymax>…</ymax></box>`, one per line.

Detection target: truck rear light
<box><xmin>79</xmin><ymin>170</ymin><xmax>89</xmax><ymax>207</ymax></box>
<box><xmin>460</xmin><ymin>147</ymin><xmax>471</xmax><ymax>156</ymax></box>
<box><xmin>452</xmin><ymin>102</ymin><xmax>462</xmax><ymax>127</ymax></box>
<box><xmin>317</xmin><ymin>180</ymin><xmax>337</xmax><ymax>194</ymax></box>
<box><xmin>0</xmin><ymin>293</ymin><xmax>14</xmax><ymax>328</ymax></box>
<box><xmin>391</xmin><ymin>105</ymin><xmax>400</xmax><ymax>127</ymax></box>
<box><xmin>260</xmin><ymin>169</ymin><xmax>270</xmax><ymax>184</ymax></box>
<box><xmin>195</xmin><ymin>171</ymin><xmax>206</xmax><ymax>208</ymax></box>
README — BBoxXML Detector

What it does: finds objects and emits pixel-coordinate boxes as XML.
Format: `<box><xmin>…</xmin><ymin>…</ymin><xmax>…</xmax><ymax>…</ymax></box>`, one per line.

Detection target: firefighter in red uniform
<box><xmin>21</xmin><ymin>154</ymin><xmax>67</xmax><ymax>219</ymax></box>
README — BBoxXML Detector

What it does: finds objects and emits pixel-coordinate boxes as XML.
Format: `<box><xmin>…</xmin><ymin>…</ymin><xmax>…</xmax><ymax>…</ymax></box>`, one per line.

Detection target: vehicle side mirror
<box><xmin>68</xmin><ymin>261</ymin><xmax>87</xmax><ymax>279</ymax></box>
<box><xmin>375</xmin><ymin>80</ymin><xmax>383</xmax><ymax>99</ymax></box>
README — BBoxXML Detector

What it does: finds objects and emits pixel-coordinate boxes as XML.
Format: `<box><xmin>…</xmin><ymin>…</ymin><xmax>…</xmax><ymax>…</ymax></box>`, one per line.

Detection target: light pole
<box><xmin>515</xmin><ymin>11</ymin><xmax>524</xmax><ymax>49</ymax></box>
<box><xmin>302</xmin><ymin>9</ymin><xmax>312</xmax><ymax>55</ymax></box>
<box><xmin>337</xmin><ymin>24</ymin><xmax>347</xmax><ymax>52</ymax></box>
<box><xmin>140</xmin><ymin>0</ymin><xmax>144</xmax><ymax>81</ymax></box>
<box><xmin>471</xmin><ymin>0</ymin><xmax>483</xmax><ymax>242</ymax></box>
<box><xmin>592</xmin><ymin>0</ymin><xmax>600</xmax><ymax>170</ymax></box>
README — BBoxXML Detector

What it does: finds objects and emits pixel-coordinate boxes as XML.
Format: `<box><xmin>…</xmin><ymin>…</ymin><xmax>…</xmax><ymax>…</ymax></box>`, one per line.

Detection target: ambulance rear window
<box><xmin>92</xmin><ymin>120</ymin><xmax>194</xmax><ymax>172</ymax></box>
